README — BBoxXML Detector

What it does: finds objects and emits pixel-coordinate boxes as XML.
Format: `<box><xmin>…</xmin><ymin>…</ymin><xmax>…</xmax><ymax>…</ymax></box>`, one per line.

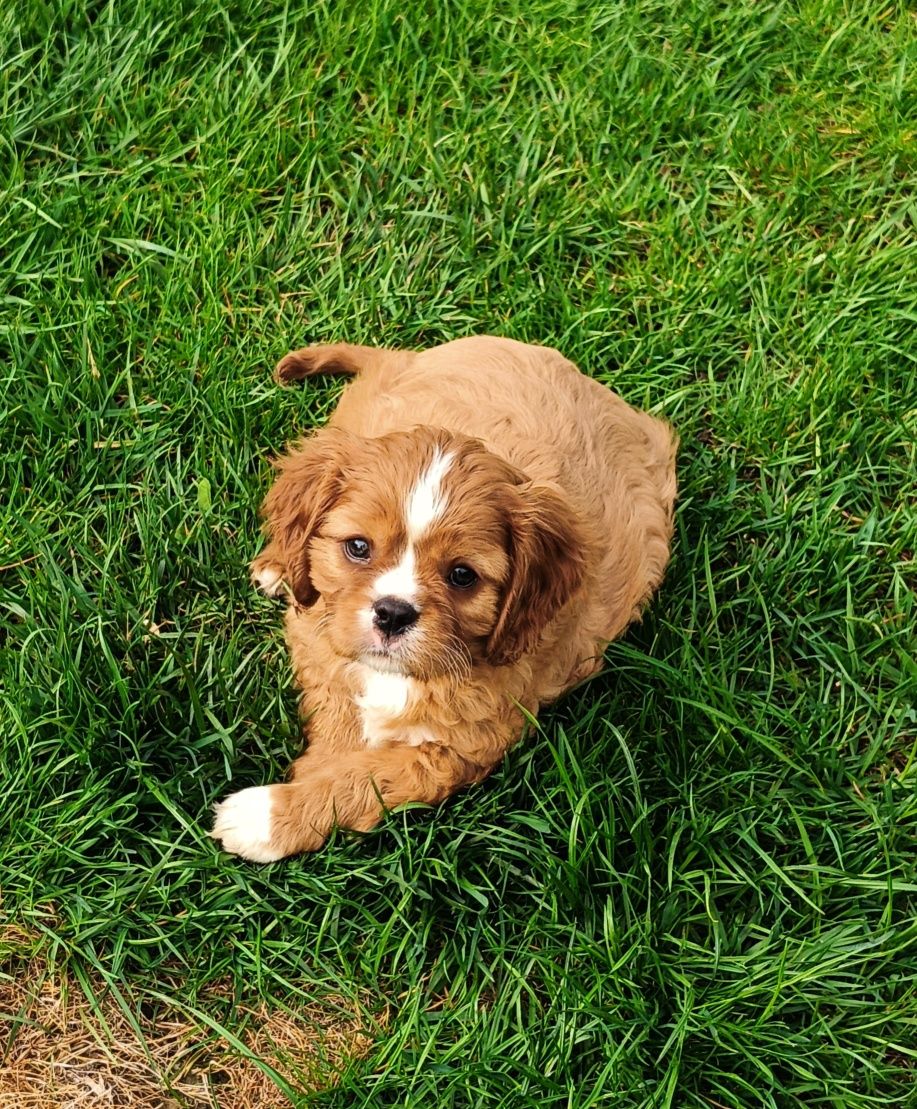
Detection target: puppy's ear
<box><xmin>487</xmin><ymin>483</ymin><xmax>588</xmax><ymax>667</ymax></box>
<box><xmin>261</xmin><ymin>428</ymin><xmax>354</xmax><ymax>607</ymax></box>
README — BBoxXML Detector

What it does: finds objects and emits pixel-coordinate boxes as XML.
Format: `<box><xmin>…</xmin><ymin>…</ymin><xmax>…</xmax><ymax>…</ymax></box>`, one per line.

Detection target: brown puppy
<box><xmin>211</xmin><ymin>336</ymin><xmax>676</xmax><ymax>861</ymax></box>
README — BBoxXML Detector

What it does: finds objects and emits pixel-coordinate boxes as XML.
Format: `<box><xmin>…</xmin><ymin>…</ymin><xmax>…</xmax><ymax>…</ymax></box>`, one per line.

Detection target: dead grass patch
<box><xmin>0</xmin><ymin>929</ymin><xmax>378</xmax><ymax>1108</ymax></box>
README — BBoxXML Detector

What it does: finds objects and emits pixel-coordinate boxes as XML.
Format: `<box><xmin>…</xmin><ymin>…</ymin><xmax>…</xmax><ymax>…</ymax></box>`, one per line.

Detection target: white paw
<box><xmin>251</xmin><ymin>562</ymin><xmax>286</xmax><ymax>598</ymax></box>
<box><xmin>211</xmin><ymin>786</ymin><xmax>285</xmax><ymax>863</ymax></box>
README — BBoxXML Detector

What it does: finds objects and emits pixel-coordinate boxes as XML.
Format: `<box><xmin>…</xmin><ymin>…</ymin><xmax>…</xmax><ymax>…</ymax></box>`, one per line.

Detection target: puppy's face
<box><xmin>262</xmin><ymin>427</ymin><xmax>586</xmax><ymax>679</ymax></box>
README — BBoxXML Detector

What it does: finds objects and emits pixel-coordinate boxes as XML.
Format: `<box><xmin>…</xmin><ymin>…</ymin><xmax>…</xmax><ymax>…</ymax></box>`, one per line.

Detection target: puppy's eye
<box><xmin>344</xmin><ymin>538</ymin><xmax>371</xmax><ymax>562</ymax></box>
<box><xmin>447</xmin><ymin>565</ymin><xmax>478</xmax><ymax>589</ymax></box>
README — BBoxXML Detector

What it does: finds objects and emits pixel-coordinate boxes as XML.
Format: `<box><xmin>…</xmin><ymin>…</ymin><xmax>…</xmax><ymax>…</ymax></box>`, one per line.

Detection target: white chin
<box><xmin>361</xmin><ymin>650</ymin><xmax>409</xmax><ymax>675</ymax></box>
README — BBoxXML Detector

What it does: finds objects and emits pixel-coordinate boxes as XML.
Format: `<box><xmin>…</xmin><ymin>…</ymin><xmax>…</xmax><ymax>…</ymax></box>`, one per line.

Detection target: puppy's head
<box><xmin>261</xmin><ymin>426</ymin><xmax>586</xmax><ymax>679</ymax></box>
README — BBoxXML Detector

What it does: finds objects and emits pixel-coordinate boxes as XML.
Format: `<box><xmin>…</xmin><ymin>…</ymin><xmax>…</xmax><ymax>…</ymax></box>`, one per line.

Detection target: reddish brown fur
<box><xmin>212</xmin><ymin>336</ymin><xmax>677</xmax><ymax>860</ymax></box>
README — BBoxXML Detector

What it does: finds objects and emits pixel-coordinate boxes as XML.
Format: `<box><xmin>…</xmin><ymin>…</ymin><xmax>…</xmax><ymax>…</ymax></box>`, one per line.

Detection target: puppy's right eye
<box><xmin>343</xmin><ymin>538</ymin><xmax>371</xmax><ymax>562</ymax></box>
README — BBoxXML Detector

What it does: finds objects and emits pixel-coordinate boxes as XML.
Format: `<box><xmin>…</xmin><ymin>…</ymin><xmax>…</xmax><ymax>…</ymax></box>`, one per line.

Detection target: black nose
<box><xmin>372</xmin><ymin>596</ymin><xmax>419</xmax><ymax>637</ymax></box>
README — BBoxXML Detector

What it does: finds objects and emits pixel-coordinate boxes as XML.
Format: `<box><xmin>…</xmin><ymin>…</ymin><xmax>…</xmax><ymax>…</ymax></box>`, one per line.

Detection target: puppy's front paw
<box><xmin>250</xmin><ymin>556</ymin><xmax>287</xmax><ymax>598</ymax></box>
<box><xmin>211</xmin><ymin>786</ymin><xmax>286</xmax><ymax>863</ymax></box>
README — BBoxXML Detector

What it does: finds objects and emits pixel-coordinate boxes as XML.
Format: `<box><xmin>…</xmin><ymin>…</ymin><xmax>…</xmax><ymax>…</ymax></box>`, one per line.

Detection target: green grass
<box><xmin>2</xmin><ymin>0</ymin><xmax>917</xmax><ymax>1103</ymax></box>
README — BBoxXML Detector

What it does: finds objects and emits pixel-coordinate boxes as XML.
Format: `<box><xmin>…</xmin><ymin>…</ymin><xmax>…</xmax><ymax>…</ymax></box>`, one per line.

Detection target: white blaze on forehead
<box><xmin>406</xmin><ymin>449</ymin><xmax>452</xmax><ymax>542</ymax></box>
<box><xmin>372</xmin><ymin>545</ymin><xmax>417</xmax><ymax>601</ymax></box>
<box><xmin>370</xmin><ymin>450</ymin><xmax>452</xmax><ymax>603</ymax></box>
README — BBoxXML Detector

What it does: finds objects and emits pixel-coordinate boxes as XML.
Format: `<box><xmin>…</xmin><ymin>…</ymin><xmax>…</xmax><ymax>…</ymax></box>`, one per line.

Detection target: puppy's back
<box><xmin>332</xmin><ymin>335</ymin><xmax>675</xmax><ymax>513</ymax></box>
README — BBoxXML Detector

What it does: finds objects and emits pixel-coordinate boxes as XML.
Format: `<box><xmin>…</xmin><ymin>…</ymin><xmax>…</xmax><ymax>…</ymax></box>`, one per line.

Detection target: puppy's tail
<box><xmin>274</xmin><ymin>342</ymin><xmax>413</xmax><ymax>384</ymax></box>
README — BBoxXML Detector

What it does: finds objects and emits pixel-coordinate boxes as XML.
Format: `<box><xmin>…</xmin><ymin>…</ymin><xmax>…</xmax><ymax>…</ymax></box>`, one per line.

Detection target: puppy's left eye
<box><xmin>447</xmin><ymin>565</ymin><xmax>478</xmax><ymax>589</ymax></box>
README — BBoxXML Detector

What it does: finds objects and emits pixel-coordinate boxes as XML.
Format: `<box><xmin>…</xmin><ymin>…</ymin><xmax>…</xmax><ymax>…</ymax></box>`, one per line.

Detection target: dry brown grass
<box><xmin>0</xmin><ymin>929</ymin><xmax>378</xmax><ymax>1108</ymax></box>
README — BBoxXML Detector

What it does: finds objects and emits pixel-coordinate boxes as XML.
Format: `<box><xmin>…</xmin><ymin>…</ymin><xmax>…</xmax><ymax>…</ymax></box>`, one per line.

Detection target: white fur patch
<box><xmin>357</xmin><ymin>670</ymin><xmax>412</xmax><ymax>716</ymax></box>
<box><xmin>406</xmin><ymin>449</ymin><xmax>452</xmax><ymax>541</ymax></box>
<box><xmin>369</xmin><ymin>451</ymin><xmax>452</xmax><ymax>606</ymax></box>
<box><xmin>400</xmin><ymin>724</ymin><xmax>439</xmax><ymax>747</ymax></box>
<box><xmin>360</xmin><ymin>649</ymin><xmax>410</xmax><ymax>674</ymax></box>
<box><xmin>353</xmin><ymin>667</ymin><xmax>440</xmax><ymax>747</ymax></box>
<box><xmin>252</xmin><ymin>563</ymin><xmax>285</xmax><ymax>597</ymax></box>
<box><xmin>356</xmin><ymin>668</ymin><xmax>412</xmax><ymax>746</ymax></box>
<box><xmin>372</xmin><ymin>546</ymin><xmax>417</xmax><ymax>602</ymax></box>
<box><xmin>211</xmin><ymin>786</ymin><xmax>284</xmax><ymax>863</ymax></box>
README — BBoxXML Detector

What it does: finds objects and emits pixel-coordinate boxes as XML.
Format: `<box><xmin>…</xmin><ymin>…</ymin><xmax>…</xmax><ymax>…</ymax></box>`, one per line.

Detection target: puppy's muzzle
<box><xmin>372</xmin><ymin>596</ymin><xmax>419</xmax><ymax>638</ymax></box>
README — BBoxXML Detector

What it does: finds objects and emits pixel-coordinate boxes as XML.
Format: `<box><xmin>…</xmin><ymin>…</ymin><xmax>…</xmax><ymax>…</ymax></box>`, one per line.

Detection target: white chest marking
<box><xmin>356</xmin><ymin>669</ymin><xmax>411</xmax><ymax>747</ymax></box>
<box><xmin>356</xmin><ymin>670</ymin><xmax>411</xmax><ymax>716</ymax></box>
<box><xmin>353</xmin><ymin>667</ymin><xmax>437</xmax><ymax>747</ymax></box>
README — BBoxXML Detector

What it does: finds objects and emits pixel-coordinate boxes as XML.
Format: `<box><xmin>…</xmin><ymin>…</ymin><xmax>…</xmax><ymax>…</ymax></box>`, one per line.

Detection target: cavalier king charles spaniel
<box><xmin>212</xmin><ymin>336</ymin><xmax>677</xmax><ymax>861</ymax></box>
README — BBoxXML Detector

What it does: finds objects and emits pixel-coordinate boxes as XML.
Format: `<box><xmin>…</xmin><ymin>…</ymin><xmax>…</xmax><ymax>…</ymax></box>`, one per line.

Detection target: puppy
<box><xmin>212</xmin><ymin>336</ymin><xmax>676</xmax><ymax>861</ymax></box>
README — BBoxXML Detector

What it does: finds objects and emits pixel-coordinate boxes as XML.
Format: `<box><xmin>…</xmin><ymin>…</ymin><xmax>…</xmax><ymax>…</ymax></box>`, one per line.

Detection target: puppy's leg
<box><xmin>275</xmin><ymin>343</ymin><xmax>412</xmax><ymax>384</ymax></box>
<box><xmin>250</xmin><ymin>542</ymin><xmax>287</xmax><ymax>598</ymax></box>
<box><xmin>211</xmin><ymin>744</ymin><xmax>487</xmax><ymax>861</ymax></box>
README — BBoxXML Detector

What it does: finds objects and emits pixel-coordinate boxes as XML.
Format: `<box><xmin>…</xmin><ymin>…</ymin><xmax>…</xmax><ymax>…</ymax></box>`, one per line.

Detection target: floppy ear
<box><xmin>486</xmin><ymin>483</ymin><xmax>588</xmax><ymax>667</ymax></box>
<box><xmin>261</xmin><ymin>427</ymin><xmax>354</xmax><ymax>607</ymax></box>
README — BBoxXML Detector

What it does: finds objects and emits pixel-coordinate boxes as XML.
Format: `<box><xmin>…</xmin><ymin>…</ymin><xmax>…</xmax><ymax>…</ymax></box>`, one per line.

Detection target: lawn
<box><xmin>2</xmin><ymin>0</ymin><xmax>916</xmax><ymax>1104</ymax></box>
